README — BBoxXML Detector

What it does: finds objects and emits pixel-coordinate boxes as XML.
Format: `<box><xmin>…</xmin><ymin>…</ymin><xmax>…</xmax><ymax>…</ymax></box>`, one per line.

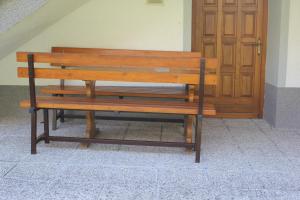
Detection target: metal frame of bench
<box><xmin>21</xmin><ymin>53</ymin><xmax>208</xmax><ymax>163</ymax></box>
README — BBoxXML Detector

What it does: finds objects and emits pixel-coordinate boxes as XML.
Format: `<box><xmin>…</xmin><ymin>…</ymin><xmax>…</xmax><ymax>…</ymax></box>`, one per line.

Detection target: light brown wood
<box><xmin>51</xmin><ymin>47</ymin><xmax>218</xmax><ymax>70</ymax></box>
<box><xmin>48</xmin><ymin>48</ymin><xmax>217</xmax><ymax>145</ymax></box>
<box><xmin>259</xmin><ymin>0</ymin><xmax>268</xmax><ymax>118</ymax></box>
<box><xmin>52</xmin><ymin>47</ymin><xmax>202</xmax><ymax>58</ymax></box>
<box><xmin>41</xmin><ymin>85</ymin><xmax>188</xmax><ymax>98</ymax></box>
<box><xmin>17</xmin><ymin>52</ymin><xmax>218</xmax><ymax>71</ymax></box>
<box><xmin>80</xmin><ymin>80</ymin><xmax>97</xmax><ymax>148</ymax></box>
<box><xmin>192</xmin><ymin>0</ymin><xmax>267</xmax><ymax>118</ymax></box>
<box><xmin>20</xmin><ymin>96</ymin><xmax>217</xmax><ymax>116</ymax></box>
<box><xmin>18</xmin><ymin>67</ymin><xmax>217</xmax><ymax>85</ymax></box>
<box><xmin>17</xmin><ymin>52</ymin><xmax>199</xmax><ymax>69</ymax></box>
<box><xmin>185</xmin><ymin>85</ymin><xmax>196</xmax><ymax>144</ymax></box>
<box><xmin>18</xmin><ymin>49</ymin><xmax>217</xmax><ymax>156</ymax></box>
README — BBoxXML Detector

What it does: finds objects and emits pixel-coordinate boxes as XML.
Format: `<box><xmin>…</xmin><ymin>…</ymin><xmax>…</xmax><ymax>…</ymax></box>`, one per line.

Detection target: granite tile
<box><xmin>0</xmin><ymin>178</ymin><xmax>52</xmax><ymax>200</ymax></box>
<box><xmin>0</xmin><ymin>161</ymin><xmax>17</xmax><ymax>177</ymax></box>
<box><xmin>5</xmin><ymin>161</ymin><xmax>65</xmax><ymax>182</ymax></box>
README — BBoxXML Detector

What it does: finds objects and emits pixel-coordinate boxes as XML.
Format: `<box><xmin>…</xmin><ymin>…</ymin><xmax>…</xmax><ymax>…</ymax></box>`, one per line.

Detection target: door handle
<box><xmin>257</xmin><ymin>39</ymin><xmax>262</xmax><ymax>55</ymax></box>
<box><xmin>251</xmin><ymin>39</ymin><xmax>262</xmax><ymax>55</ymax></box>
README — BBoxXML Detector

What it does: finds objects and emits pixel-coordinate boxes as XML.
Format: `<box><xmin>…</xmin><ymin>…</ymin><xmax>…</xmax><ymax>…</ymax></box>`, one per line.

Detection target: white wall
<box><xmin>0</xmin><ymin>0</ymin><xmax>186</xmax><ymax>86</ymax></box>
<box><xmin>266</xmin><ymin>0</ymin><xmax>300</xmax><ymax>88</ymax></box>
<box><xmin>285</xmin><ymin>0</ymin><xmax>300</xmax><ymax>87</ymax></box>
<box><xmin>266</xmin><ymin>0</ymin><xmax>290</xmax><ymax>87</ymax></box>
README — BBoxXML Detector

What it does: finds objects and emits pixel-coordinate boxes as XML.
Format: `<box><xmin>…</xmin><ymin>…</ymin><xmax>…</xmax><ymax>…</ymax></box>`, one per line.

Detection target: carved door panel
<box><xmin>192</xmin><ymin>0</ymin><xmax>266</xmax><ymax>117</ymax></box>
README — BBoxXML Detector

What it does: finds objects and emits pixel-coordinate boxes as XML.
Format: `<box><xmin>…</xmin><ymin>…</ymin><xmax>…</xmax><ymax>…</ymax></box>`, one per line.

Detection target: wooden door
<box><xmin>192</xmin><ymin>0</ymin><xmax>267</xmax><ymax>118</ymax></box>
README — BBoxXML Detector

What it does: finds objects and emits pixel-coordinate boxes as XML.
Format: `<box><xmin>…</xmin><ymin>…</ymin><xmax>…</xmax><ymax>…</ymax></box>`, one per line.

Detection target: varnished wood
<box><xmin>18</xmin><ymin>50</ymin><xmax>216</xmax><ymax>162</ymax></box>
<box><xmin>42</xmin><ymin>48</ymin><xmax>216</xmax><ymax>145</ymax></box>
<box><xmin>17</xmin><ymin>52</ymin><xmax>218</xmax><ymax>71</ymax></box>
<box><xmin>80</xmin><ymin>81</ymin><xmax>97</xmax><ymax>148</ymax></box>
<box><xmin>18</xmin><ymin>67</ymin><xmax>217</xmax><ymax>85</ymax></box>
<box><xmin>185</xmin><ymin>85</ymin><xmax>196</xmax><ymax>144</ymax></box>
<box><xmin>41</xmin><ymin>85</ymin><xmax>188</xmax><ymax>98</ymax></box>
<box><xmin>20</xmin><ymin>97</ymin><xmax>217</xmax><ymax>116</ymax></box>
<box><xmin>192</xmin><ymin>0</ymin><xmax>268</xmax><ymax>118</ymax></box>
<box><xmin>17</xmin><ymin>52</ymin><xmax>199</xmax><ymax>69</ymax></box>
<box><xmin>259</xmin><ymin>0</ymin><xmax>269</xmax><ymax>118</ymax></box>
<box><xmin>52</xmin><ymin>47</ymin><xmax>202</xmax><ymax>58</ymax></box>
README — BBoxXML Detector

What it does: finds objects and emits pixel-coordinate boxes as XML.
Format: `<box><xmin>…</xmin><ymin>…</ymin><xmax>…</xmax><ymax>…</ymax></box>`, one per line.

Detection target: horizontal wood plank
<box><xmin>51</xmin><ymin>48</ymin><xmax>218</xmax><ymax>70</ymax></box>
<box><xmin>41</xmin><ymin>86</ymin><xmax>188</xmax><ymax>98</ymax></box>
<box><xmin>18</xmin><ymin>67</ymin><xmax>217</xmax><ymax>85</ymax></box>
<box><xmin>20</xmin><ymin>96</ymin><xmax>216</xmax><ymax>116</ymax></box>
<box><xmin>17</xmin><ymin>52</ymin><xmax>201</xmax><ymax>69</ymax></box>
<box><xmin>52</xmin><ymin>47</ymin><xmax>202</xmax><ymax>58</ymax></box>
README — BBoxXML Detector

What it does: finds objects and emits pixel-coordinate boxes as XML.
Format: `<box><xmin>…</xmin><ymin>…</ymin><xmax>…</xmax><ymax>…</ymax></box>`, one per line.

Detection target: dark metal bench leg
<box><xmin>195</xmin><ymin>115</ymin><xmax>202</xmax><ymax>163</ymax></box>
<box><xmin>31</xmin><ymin>110</ymin><xmax>37</xmax><ymax>154</ymax></box>
<box><xmin>44</xmin><ymin>109</ymin><xmax>50</xmax><ymax>144</ymax></box>
<box><xmin>59</xmin><ymin>109</ymin><xmax>65</xmax><ymax>123</ymax></box>
<box><xmin>59</xmin><ymin>94</ymin><xmax>65</xmax><ymax>123</ymax></box>
<box><xmin>52</xmin><ymin>109</ymin><xmax>57</xmax><ymax>131</ymax></box>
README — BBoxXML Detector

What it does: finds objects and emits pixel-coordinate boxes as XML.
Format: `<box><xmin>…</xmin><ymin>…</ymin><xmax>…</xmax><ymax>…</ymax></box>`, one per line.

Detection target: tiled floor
<box><xmin>0</xmin><ymin>112</ymin><xmax>300</xmax><ymax>200</ymax></box>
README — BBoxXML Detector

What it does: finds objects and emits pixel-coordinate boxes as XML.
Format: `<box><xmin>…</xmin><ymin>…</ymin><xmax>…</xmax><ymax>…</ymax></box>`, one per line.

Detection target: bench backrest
<box><xmin>50</xmin><ymin>47</ymin><xmax>216</xmax><ymax>70</ymax></box>
<box><xmin>52</xmin><ymin>47</ymin><xmax>202</xmax><ymax>59</ymax></box>
<box><xmin>51</xmin><ymin>47</ymin><xmax>217</xmax><ymax>88</ymax></box>
<box><xmin>17</xmin><ymin>51</ymin><xmax>217</xmax><ymax>115</ymax></box>
<box><xmin>17</xmin><ymin>52</ymin><xmax>217</xmax><ymax>85</ymax></box>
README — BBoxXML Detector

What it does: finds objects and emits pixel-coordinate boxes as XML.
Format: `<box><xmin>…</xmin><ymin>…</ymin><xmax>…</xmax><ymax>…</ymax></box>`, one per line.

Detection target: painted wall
<box><xmin>0</xmin><ymin>0</ymin><xmax>90</xmax><ymax>60</ymax></box>
<box><xmin>0</xmin><ymin>0</ymin><xmax>47</xmax><ymax>33</ymax></box>
<box><xmin>265</xmin><ymin>0</ymin><xmax>290</xmax><ymax>87</ymax></box>
<box><xmin>0</xmin><ymin>0</ymin><xmax>187</xmax><ymax>86</ymax></box>
<box><xmin>266</xmin><ymin>0</ymin><xmax>300</xmax><ymax>88</ymax></box>
<box><xmin>183</xmin><ymin>0</ymin><xmax>192</xmax><ymax>51</ymax></box>
<box><xmin>285</xmin><ymin>0</ymin><xmax>300</xmax><ymax>87</ymax></box>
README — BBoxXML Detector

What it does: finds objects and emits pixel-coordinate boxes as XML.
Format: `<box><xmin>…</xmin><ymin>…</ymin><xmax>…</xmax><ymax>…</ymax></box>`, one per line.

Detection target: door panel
<box><xmin>192</xmin><ymin>0</ymin><xmax>266</xmax><ymax>118</ymax></box>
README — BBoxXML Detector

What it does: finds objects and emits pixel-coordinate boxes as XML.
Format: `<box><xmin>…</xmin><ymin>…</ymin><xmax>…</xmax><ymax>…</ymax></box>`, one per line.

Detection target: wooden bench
<box><xmin>41</xmin><ymin>47</ymin><xmax>217</xmax><ymax>145</ymax></box>
<box><xmin>17</xmin><ymin>51</ymin><xmax>217</xmax><ymax>163</ymax></box>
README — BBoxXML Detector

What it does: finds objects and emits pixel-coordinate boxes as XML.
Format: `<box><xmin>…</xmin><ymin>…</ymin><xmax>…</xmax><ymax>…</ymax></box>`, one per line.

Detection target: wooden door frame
<box><xmin>258</xmin><ymin>0</ymin><xmax>268</xmax><ymax>118</ymax></box>
<box><xmin>191</xmin><ymin>0</ymin><xmax>269</xmax><ymax>118</ymax></box>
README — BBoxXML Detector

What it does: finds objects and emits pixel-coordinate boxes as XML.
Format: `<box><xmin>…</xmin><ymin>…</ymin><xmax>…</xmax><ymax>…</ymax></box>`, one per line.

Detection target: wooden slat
<box><xmin>20</xmin><ymin>96</ymin><xmax>217</xmax><ymax>116</ymax></box>
<box><xmin>16</xmin><ymin>52</ymin><xmax>201</xmax><ymax>69</ymax></box>
<box><xmin>51</xmin><ymin>48</ymin><xmax>218</xmax><ymax>70</ymax></box>
<box><xmin>40</xmin><ymin>86</ymin><xmax>188</xmax><ymax>98</ymax></box>
<box><xmin>52</xmin><ymin>47</ymin><xmax>202</xmax><ymax>58</ymax></box>
<box><xmin>18</xmin><ymin>67</ymin><xmax>217</xmax><ymax>85</ymax></box>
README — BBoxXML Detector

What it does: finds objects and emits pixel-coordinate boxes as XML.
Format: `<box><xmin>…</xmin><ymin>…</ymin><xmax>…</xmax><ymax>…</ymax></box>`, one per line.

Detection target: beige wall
<box><xmin>183</xmin><ymin>0</ymin><xmax>192</xmax><ymax>51</ymax></box>
<box><xmin>0</xmin><ymin>0</ymin><xmax>90</xmax><ymax>60</ymax></box>
<box><xmin>0</xmin><ymin>0</ymin><xmax>188</xmax><ymax>85</ymax></box>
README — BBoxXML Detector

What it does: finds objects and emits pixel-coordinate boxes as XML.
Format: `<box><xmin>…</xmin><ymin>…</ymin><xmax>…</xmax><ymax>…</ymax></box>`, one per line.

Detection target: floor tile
<box><xmin>1</xmin><ymin>114</ymin><xmax>300</xmax><ymax>200</ymax></box>
<box><xmin>99</xmin><ymin>183</ymin><xmax>157</xmax><ymax>200</ymax></box>
<box><xmin>0</xmin><ymin>161</ymin><xmax>17</xmax><ymax>177</ymax></box>
<box><xmin>0</xmin><ymin>178</ymin><xmax>52</xmax><ymax>200</ymax></box>
<box><xmin>43</xmin><ymin>180</ymin><xmax>104</xmax><ymax>200</ymax></box>
<box><xmin>0</xmin><ymin>147</ymin><xmax>29</xmax><ymax>162</ymax></box>
<box><xmin>5</xmin><ymin>162</ymin><xmax>66</xmax><ymax>182</ymax></box>
<box><xmin>124</xmin><ymin>127</ymin><xmax>161</xmax><ymax>141</ymax></box>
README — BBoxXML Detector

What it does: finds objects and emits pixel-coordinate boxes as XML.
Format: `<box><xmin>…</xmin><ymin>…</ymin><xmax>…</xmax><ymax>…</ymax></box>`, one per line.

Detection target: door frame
<box><xmin>191</xmin><ymin>0</ymin><xmax>269</xmax><ymax>118</ymax></box>
<box><xmin>258</xmin><ymin>0</ymin><xmax>268</xmax><ymax>118</ymax></box>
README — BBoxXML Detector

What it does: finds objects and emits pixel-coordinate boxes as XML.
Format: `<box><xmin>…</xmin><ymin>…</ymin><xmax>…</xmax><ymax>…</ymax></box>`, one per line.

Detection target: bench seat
<box><xmin>40</xmin><ymin>85</ymin><xmax>187</xmax><ymax>99</ymax></box>
<box><xmin>20</xmin><ymin>96</ymin><xmax>216</xmax><ymax>116</ymax></box>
